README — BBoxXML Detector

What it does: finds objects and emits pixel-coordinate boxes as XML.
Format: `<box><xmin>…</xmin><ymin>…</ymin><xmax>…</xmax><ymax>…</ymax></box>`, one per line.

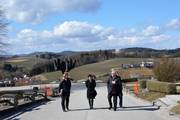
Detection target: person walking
<box><xmin>85</xmin><ymin>74</ymin><xmax>97</xmax><ymax>109</ymax></box>
<box><xmin>116</xmin><ymin>71</ymin><xmax>123</xmax><ymax>108</ymax></box>
<box><xmin>58</xmin><ymin>72</ymin><xmax>72</xmax><ymax>112</ymax></box>
<box><xmin>107</xmin><ymin>69</ymin><xmax>121</xmax><ymax>111</ymax></box>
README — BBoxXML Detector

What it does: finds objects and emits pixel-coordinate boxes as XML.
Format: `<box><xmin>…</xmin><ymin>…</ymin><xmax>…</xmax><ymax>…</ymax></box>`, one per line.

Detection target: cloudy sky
<box><xmin>1</xmin><ymin>0</ymin><xmax>180</xmax><ymax>54</ymax></box>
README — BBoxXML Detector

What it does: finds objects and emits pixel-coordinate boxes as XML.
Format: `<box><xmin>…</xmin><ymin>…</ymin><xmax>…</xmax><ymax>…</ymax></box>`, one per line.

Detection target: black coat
<box><xmin>59</xmin><ymin>78</ymin><xmax>71</xmax><ymax>96</ymax></box>
<box><xmin>107</xmin><ymin>75</ymin><xmax>122</xmax><ymax>96</ymax></box>
<box><xmin>85</xmin><ymin>79</ymin><xmax>97</xmax><ymax>99</ymax></box>
<box><xmin>117</xmin><ymin>76</ymin><xmax>123</xmax><ymax>96</ymax></box>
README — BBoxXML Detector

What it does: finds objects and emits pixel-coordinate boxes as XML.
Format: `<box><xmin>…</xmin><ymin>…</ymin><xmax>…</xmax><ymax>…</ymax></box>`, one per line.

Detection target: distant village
<box><xmin>121</xmin><ymin>61</ymin><xmax>154</xmax><ymax>69</ymax></box>
<box><xmin>0</xmin><ymin>74</ymin><xmax>42</xmax><ymax>87</ymax></box>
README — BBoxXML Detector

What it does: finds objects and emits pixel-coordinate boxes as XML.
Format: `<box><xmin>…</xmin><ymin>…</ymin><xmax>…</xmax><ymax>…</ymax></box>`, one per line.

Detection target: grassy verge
<box><xmin>125</xmin><ymin>83</ymin><xmax>166</xmax><ymax>102</ymax></box>
<box><xmin>138</xmin><ymin>91</ymin><xmax>166</xmax><ymax>102</ymax></box>
<box><xmin>171</xmin><ymin>103</ymin><xmax>180</xmax><ymax>115</ymax></box>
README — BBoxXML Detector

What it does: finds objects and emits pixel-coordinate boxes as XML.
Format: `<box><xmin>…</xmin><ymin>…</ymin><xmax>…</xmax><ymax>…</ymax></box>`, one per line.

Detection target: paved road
<box><xmin>3</xmin><ymin>84</ymin><xmax>180</xmax><ymax>120</ymax></box>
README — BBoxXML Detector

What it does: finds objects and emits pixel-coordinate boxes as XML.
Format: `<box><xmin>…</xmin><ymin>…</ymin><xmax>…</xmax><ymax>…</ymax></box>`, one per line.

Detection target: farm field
<box><xmin>41</xmin><ymin>58</ymin><xmax>153</xmax><ymax>82</ymax></box>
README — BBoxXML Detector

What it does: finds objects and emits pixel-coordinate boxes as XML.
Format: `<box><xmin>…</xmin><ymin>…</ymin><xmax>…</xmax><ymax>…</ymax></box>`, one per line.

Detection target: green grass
<box><xmin>42</xmin><ymin>71</ymin><xmax>62</xmax><ymax>81</ymax></box>
<box><xmin>1</xmin><ymin>57</ymin><xmax>151</xmax><ymax>82</ymax></box>
<box><xmin>4</xmin><ymin>57</ymin><xmax>47</xmax><ymax>70</ymax></box>
<box><xmin>42</xmin><ymin>58</ymin><xmax>150</xmax><ymax>82</ymax></box>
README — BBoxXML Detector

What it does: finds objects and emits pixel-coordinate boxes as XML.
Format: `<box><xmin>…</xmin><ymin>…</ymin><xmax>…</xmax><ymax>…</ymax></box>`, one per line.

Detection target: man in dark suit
<box><xmin>107</xmin><ymin>69</ymin><xmax>122</xmax><ymax>111</ymax></box>
<box><xmin>59</xmin><ymin>72</ymin><xmax>72</xmax><ymax>112</ymax></box>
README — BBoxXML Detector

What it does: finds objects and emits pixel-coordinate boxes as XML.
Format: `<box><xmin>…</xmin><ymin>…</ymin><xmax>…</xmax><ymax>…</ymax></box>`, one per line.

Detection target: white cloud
<box><xmin>142</xmin><ymin>25</ymin><xmax>161</xmax><ymax>36</ymax></box>
<box><xmin>7</xmin><ymin>20</ymin><xmax>180</xmax><ymax>54</ymax></box>
<box><xmin>53</xmin><ymin>21</ymin><xmax>115</xmax><ymax>42</ymax></box>
<box><xmin>1</xmin><ymin>0</ymin><xmax>101</xmax><ymax>23</ymax></box>
<box><xmin>54</xmin><ymin>21</ymin><xmax>94</xmax><ymax>38</ymax></box>
<box><xmin>151</xmin><ymin>34</ymin><xmax>170</xmax><ymax>43</ymax></box>
<box><xmin>167</xmin><ymin>18</ymin><xmax>180</xmax><ymax>29</ymax></box>
<box><xmin>122</xmin><ymin>28</ymin><xmax>136</xmax><ymax>35</ymax></box>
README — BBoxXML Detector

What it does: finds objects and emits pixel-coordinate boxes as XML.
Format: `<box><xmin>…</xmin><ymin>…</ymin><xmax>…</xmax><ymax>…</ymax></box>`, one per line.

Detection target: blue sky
<box><xmin>1</xmin><ymin>0</ymin><xmax>180</xmax><ymax>54</ymax></box>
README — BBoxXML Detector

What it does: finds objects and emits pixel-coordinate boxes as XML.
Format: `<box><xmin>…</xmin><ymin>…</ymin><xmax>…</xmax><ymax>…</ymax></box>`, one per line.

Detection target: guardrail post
<box><xmin>14</xmin><ymin>97</ymin><xmax>18</xmax><ymax>107</ymax></box>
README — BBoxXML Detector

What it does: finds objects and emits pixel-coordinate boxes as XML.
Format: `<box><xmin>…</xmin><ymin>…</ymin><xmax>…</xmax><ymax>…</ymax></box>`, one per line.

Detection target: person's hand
<box><xmin>58</xmin><ymin>92</ymin><xmax>62</xmax><ymax>96</ymax></box>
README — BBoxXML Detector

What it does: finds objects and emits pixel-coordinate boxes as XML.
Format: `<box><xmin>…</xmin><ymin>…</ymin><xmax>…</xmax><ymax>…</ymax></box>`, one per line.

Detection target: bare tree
<box><xmin>0</xmin><ymin>7</ymin><xmax>8</xmax><ymax>53</ymax></box>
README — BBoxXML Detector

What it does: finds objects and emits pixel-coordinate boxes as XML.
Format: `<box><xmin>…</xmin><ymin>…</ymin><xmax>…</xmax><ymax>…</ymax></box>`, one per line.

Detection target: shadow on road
<box><xmin>70</xmin><ymin>107</ymin><xmax>109</xmax><ymax>111</ymax></box>
<box><xmin>70</xmin><ymin>105</ymin><xmax>159</xmax><ymax>112</ymax></box>
<box><xmin>0</xmin><ymin>99</ymin><xmax>50</xmax><ymax>120</ymax></box>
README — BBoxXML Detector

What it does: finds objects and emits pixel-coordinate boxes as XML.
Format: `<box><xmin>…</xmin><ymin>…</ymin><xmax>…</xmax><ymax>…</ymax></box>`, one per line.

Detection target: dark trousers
<box><xmin>108</xmin><ymin>94</ymin><xmax>117</xmax><ymax>110</ymax></box>
<box><xmin>61</xmin><ymin>95</ymin><xmax>70</xmax><ymax>110</ymax></box>
<box><xmin>118</xmin><ymin>95</ymin><xmax>123</xmax><ymax>107</ymax></box>
<box><xmin>88</xmin><ymin>98</ymin><xmax>94</xmax><ymax>108</ymax></box>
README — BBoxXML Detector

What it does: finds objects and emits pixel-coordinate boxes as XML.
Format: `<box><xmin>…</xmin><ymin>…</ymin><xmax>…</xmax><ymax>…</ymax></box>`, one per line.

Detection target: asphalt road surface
<box><xmin>2</xmin><ymin>84</ymin><xmax>180</xmax><ymax>120</ymax></box>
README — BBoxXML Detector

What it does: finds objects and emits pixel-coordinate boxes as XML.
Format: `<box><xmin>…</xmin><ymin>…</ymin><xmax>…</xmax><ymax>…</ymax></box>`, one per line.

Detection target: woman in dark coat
<box><xmin>85</xmin><ymin>74</ymin><xmax>97</xmax><ymax>109</ymax></box>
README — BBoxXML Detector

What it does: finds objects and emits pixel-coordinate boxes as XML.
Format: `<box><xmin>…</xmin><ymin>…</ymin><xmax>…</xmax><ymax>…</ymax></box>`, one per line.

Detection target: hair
<box><xmin>63</xmin><ymin>72</ymin><xmax>68</xmax><ymax>76</ymax></box>
<box><xmin>88</xmin><ymin>74</ymin><xmax>93</xmax><ymax>78</ymax></box>
<box><xmin>111</xmin><ymin>68</ymin><xmax>116</xmax><ymax>73</ymax></box>
<box><xmin>116</xmin><ymin>71</ymin><xmax>119</xmax><ymax>75</ymax></box>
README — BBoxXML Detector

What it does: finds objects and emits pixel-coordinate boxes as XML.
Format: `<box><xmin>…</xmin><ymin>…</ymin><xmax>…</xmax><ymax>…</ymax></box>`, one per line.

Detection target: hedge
<box><xmin>147</xmin><ymin>81</ymin><xmax>176</xmax><ymax>94</ymax></box>
<box><xmin>139</xmin><ymin>80</ymin><xmax>147</xmax><ymax>89</ymax></box>
<box><xmin>122</xmin><ymin>78</ymin><xmax>138</xmax><ymax>83</ymax></box>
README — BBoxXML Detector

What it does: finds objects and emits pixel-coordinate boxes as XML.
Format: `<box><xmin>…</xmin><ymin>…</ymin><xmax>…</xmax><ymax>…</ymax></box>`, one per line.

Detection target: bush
<box><xmin>153</xmin><ymin>58</ymin><xmax>180</xmax><ymax>82</ymax></box>
<box><xmin>30</xmin><ymin>61</ymin><xmax>55</xmax><ymax>76</ymax></box>
<box><xmin>139</xmin><ymin>80</ymin><xmax>147</xmax><ymax>89</ymax></box>
<box><xmin>147</xmin><ymin>80</ymin><xmax>176</xmax><ymax>94</ymax></box>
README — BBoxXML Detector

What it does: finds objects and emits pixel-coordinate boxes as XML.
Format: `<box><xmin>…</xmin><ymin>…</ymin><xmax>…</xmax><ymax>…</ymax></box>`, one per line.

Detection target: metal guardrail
<box><xmin>0</xmin><ymin>82</ymin><xmax>140</xmax><ymax>111</ymax></box>
<box><xmin>0</xmin><ymin>84</ymin><xmax>59</xmax><ymax>110</ymax></box>
<box><xmin>0</xmin><ymin>91</ymin><xmax>47</xmax><ymax>109</ymax></box>
<box><xmin>175</xmin><ymin>83</ymin><xmax>180</xmax><ymax>86</ymax></box>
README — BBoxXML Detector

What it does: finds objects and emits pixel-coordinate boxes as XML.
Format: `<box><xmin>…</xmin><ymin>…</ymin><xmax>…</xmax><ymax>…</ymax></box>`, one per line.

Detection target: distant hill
<box><xmin>2</xmin><ymin>47</ymin><xmax>180</xmax><ymax>60</ymax></box>
<box><xmin>58</xmin><ymin>51</ymin><xmax>80</xmax><ymax>56</ymax></box>
<box><xmin>1</xmin><ymin>47</ymin><xmax>180</xmax><ymax>81</ymax></box>
<box><xmin>121</xmin><ymin>47</ymin><xmax>158</xmax><ymax>52</ymax></box>
<box><xmin>117</xmin><ymin>47</ymin><xmax>180</xmax><ymax>57</ymax></box>
<box><xmin>121</xmin><ymin>47</ymin><xmax>180</xmax><ymax>53</ymax></box>
<box><xmin>12</xmin><ymin>51</ymin><xmax>80</xmax><ymax>58</ymax></box>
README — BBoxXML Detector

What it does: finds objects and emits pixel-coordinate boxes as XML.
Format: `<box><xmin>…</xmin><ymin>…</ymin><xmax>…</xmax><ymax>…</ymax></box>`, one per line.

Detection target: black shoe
<box><xmin>90</xmin><ymin>106</ymin><xmax>93</xmax><ymax>109</ymax></box>
<box><xmin>62</xmin><ymin>109</ymin><xmax>67</xmax><ymax>112</ymax></box>
<box><xmin>108</xmin><ymin>107</ymin><xmax>112</xmax><ymax>110</ymax></box>
<box><xmin>114</xmin><ymin>108</ymin><xmax>117</xmax><ymax>111</ymax></box>
<box><xmin>119</xmin><ymin>104</ymin><xmax>123</xmax><ymax>108</ymax></box>
<box><xmin>66</xmin><ymin>107</ymin><xmax>70</xmax><ymax>111</ymax></box>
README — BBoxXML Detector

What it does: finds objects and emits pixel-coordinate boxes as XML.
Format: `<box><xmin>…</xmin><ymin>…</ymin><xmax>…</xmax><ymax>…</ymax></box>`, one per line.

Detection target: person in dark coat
<box><xmin>107</xmin><ymin>69</ymin><xmax>121</xmax><ymax>111</ymax></box>
<box><xmin>116</xmin><ymin>71</ymin><xmax>123</xmax><ymax>108</ymax></box>
<box><xmin>59</xmin><ymin>72</ymin><xmax>72</xmax><ymax>112</ymax></box>
<box><xmin>85</xmin><ymin>74</ymin><xmax>97</xmax><ymax>109</ymax></box>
